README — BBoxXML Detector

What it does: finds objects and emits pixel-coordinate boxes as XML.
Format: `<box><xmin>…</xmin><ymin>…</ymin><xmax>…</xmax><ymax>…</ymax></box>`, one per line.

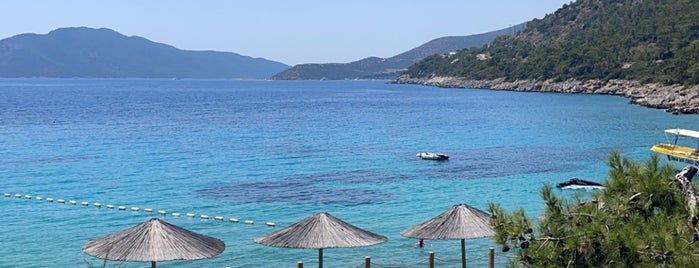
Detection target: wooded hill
<box><xmin>271</xmin><ymin>24</ymin><xmax>524</xmax><ymax>80</ymax></box>
<box><xmin>403</xmin><ymin>0</ymin><xmax>699</xmax><ymax>86</ymax></box>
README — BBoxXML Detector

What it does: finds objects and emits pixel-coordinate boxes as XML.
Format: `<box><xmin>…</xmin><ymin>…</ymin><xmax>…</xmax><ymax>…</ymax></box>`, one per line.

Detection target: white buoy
<box><xmin>118</xmin><ymin>206</ymin><xmax>126</xmax><ymax>210</ymax></box>
<box><xmin>14</xmin><ymin>194</ymin><xmax>21</xmax><ymax>198</ymax></box>
<box><xmin>214</xmin><ymin>216</ymin><xmax>224</xmax><ymax>221</ymax></box>
<box><xmin>172</xmin><ymin>213</ymin><xmax>181</xmax><ymax>217</ymax></box>
<box><xmin>69</xmin><ymin>200</ymin><xmax>77</xmax><ymax>205</ymax></box>
<box><xmin>94</xmin><ymin>203</ymin><xmax>101</xmax><ymax>207</ymax></box>
<box><xmin>81</xmin><ymin>201</ymin><xmax>89</xmax><ymax>206</ymax></box>
<box><xmin>266</xmin><ymin>222</ymin><xmax>276</xmax><ymax>227</ymax></box>
<box><xmin>157</xmin><ymin>210</ymin><xmax>166</xmax><ymax>215</ymax></box>
<box><xmin>200</xmin><ymin>215</ymin><xmax>209</xmax><ymax>220</ymax></box>
<box><xmin>57</xmin><ymin>199</ymin><xmax>65</xmax><ymax>203</ymax></box>
<box><xmin>36</xmin><ymin>196</ymin><xmax>43</xmax><ymax>201</ymax></box>
<box><xmin>46</xmin><ymin>198</ymin><xmax>54</xmax><ymax>202</ymax></box>
<box><xmin>25</xmin><ymin>195</ymin><xmax>32</xmax><ymax>199</ymax></box>
<box><xmin>106</xmin><ymin>204</ymin><xmax>114</xmax><ymax>209</ymax></box>
<box><xmin>229</xmin><ymin>218</ymin><xmax>239</xmax><ymax>223</ymax></box>
<box><xmin>186</xmin><ymin>213</ymin><xmax>195</xmax><ymax>217</ymax></box>
<box><xmin>131</xmin><ymin>207</ymin><xmax>139</xmax><ymax>211</ymax></box>
<box><xmin>3</xmin><ymin>193</ymin><xmax>10</xmax><ymax>197</ymax></box>
<box><xmin>244</xmin><ymin>220</ymin><xmax>254</xmax><ymax>225</ymax></box>
<box><xmin>144</xmin><ymin>208</ymin><xmax>153</xmax><ymax>213</ymax></box>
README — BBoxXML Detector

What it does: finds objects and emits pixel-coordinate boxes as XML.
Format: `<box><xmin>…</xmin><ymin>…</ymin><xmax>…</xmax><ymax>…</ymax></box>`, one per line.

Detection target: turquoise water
<box><xmin>1</xmin><ymin>79</ymin><xmax>697</xmax><ymax>267</ymax></box>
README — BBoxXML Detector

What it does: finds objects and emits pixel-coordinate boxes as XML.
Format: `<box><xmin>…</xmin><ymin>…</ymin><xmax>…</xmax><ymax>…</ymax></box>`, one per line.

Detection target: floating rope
<box><xmin>369</xmin><ymin>257</ymin><xmax>429</xmax><ymax>268</ymax></box>
<box><xmin>3</xmin><ymin>192</ymin><xmax>275</xmax><ymax>228</ymax></box>
<box><xmin>494</xmin><ymin>252</ymin><xmax>520</xmax><ymax>259</ymax></box>
<box><xmin>434</xmin><ymin>252</ymin><xmax>490</xmax><ymax>263</ymax></box>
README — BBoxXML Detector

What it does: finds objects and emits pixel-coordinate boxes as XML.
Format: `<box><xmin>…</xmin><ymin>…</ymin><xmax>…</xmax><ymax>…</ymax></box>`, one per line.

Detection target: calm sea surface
<box><xmin>1</xmin><ymin>79</ymin><xmax>697</xmax><ymax>267</ymax></box>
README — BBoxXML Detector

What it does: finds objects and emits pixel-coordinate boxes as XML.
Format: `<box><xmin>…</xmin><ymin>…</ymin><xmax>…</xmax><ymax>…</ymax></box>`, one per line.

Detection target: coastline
<box><xmin>392</xmin><ymin>76</ymin><xmax>699</xmax><ymax>114</ymax></box>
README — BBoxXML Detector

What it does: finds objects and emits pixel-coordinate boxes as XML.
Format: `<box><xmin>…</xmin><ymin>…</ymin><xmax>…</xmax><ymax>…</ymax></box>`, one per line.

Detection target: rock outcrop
<box><xmin>392</xmin><ymin>76</ymin><xmax>699</xmax><ymax>114</ymax></box>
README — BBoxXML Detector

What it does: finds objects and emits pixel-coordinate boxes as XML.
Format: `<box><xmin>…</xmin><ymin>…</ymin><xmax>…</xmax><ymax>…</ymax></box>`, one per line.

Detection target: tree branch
<box><xmin>673</xmin><ymin>165</ymin><xmax>698</xmax><ymax>226</ymax></box>
<box><xmin>533</xmin><ymin>233</ymin><xmax>586</xmax><ymax>242</ymax></box>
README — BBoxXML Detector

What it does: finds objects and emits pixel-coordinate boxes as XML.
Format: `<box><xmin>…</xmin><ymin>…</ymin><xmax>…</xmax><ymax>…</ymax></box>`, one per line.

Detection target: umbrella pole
<box><xmin>318</xmin><ymin>248</ymin><xmax>323</xmax><ymax>268</ymax></box>
<box><xmin>461</xmin><ymin>239</ymin><xmax>466</xmax><ymax>268</ymax></box>
<box><xmin>151</xmin><ymin>261</ymin><xmax>156</xmax><ymax>268</ymax></box>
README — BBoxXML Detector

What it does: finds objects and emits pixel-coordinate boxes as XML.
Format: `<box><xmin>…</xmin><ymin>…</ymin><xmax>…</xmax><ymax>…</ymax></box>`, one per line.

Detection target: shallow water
<box><xmin>1</xmin><ymin>79</ymin><xmax>697</xmax><ymax>267</ymax></box>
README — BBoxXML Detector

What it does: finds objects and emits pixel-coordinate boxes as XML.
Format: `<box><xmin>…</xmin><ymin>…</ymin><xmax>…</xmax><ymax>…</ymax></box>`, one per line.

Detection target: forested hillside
<box><xmin>403</xmin><ymin>0</ymin><xmax>699</xmax><ymax>86</ymax></box>
<box><xmin>271</xmin><ymin>24</ymin><xmax>524</xmax><ymax>80</ymax></box>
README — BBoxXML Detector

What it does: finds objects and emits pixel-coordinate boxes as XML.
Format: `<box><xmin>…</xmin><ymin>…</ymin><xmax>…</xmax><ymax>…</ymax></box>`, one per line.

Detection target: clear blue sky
<box><xmin>1</xmin><ymin>0</ymin><xmax>572</xmax><ymax>66</ymax></box>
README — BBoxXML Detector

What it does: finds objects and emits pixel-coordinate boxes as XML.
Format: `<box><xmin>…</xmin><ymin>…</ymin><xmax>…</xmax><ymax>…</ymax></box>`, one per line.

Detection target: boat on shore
<box><xmin>416</xmin><ymin>152</ymin><xmax>449</xmax><ymax>160</ymax></box>
<box><xmin>556</xmin><ymin>178</ymin><xmax>604</xmax><ymax>190</ymax></box>
<box><xmin>651</xmin><ymin>128</ymin><xmax>699</xmax><ymax>168</ymax></box>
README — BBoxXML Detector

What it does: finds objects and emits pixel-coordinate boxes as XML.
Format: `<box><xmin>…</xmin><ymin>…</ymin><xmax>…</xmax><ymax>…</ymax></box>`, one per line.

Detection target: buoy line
<box><xmin>3</xmin><ymin>192</ymin><xmax>276</xmax><ymax>228</ymax></box>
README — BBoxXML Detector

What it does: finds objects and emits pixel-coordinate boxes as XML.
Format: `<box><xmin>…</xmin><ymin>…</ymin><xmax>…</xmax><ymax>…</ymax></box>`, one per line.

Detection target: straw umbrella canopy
<box><xmin>82</xmin><ymin>218</ymin><xmax>225</xmax><ymax>268</ymax></box>
<box><xmin>254</xmin><ymin>212</ymin><xmax>387</xmax><ymax>268</ymax></box>
<box><xmin>400</xmin><ymin>203</ymin><xmax>494</xmax><ymax>268</ymax></box>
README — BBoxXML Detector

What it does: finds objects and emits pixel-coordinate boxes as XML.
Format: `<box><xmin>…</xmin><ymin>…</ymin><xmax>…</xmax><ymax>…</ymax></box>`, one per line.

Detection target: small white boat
<box><xmin>416</xmin><ymin>152</ymin><xmax>449</xmax><ymax>160</ymax></box>
<box><xmin>556</xmin><ymin>178</ymin><xmax>604</xmax><ymax>190</ymax></box>
<box><xmin>651</xmin><ymin>128</ymin><xmax>699</xmax><ymax>168</ymax></box>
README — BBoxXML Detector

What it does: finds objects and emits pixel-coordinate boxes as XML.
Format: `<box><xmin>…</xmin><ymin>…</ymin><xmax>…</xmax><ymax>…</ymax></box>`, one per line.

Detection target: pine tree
<box><xmin>488</xmin><ymin>152</ymin><xmax>699</xmax><ymax>267</ymax></box>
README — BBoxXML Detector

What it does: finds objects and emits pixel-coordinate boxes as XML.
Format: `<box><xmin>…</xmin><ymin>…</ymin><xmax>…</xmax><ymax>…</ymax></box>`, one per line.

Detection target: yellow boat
<box><xmin>651</xmin><ymin>128</ymin><xmax>699</xmax><ymax>168</ymax></box>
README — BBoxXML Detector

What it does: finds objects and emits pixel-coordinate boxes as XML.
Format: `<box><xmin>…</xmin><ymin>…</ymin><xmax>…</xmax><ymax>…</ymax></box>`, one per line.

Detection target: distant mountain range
<box><xmin>0</xmin><ymin>27</ymin><xmax>289</xmax><ymax>79</ymax></box>
<box><xmin>271</xmin><ymin>24</ymin><xmax>525</xmax><ymax>80</ymax></box>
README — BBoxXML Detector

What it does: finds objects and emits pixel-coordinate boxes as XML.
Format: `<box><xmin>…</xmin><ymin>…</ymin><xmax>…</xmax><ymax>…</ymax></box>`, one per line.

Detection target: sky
<box><xmin>1</xmin><ymin>1</ymin><xmax>573</xmax><ymax>66</ymax></box>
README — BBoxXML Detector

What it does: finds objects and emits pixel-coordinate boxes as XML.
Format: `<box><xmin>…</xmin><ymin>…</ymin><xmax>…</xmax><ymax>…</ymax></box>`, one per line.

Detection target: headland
<box><xmin>392</xmin><ymin>76</ymin><xmax>699</xmax><ymax>114</ymax></box>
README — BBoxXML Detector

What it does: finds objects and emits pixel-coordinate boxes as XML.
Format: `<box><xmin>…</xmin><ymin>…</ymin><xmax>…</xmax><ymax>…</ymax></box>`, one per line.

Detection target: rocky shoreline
<box><xmin>392</xmin><ymin>76</ymin><xmax>699</xmax><ymax>114</ymax></box>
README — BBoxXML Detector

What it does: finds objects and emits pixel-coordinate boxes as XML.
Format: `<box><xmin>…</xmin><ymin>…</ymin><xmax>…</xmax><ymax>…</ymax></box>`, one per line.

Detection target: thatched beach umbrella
<box><xmin>254</xmin><ymin>212</ymin><xmax>387</xmax><ymax>268</ymax></box>
<box><xmin>400</xmin><ymin>203</ymin><xmax>494</xmax><ymax>268</ymax></box>
<box><xmin>82</xmin><ymin>218</ymin><xmax>225</xmax><ymax>268</ymax></box>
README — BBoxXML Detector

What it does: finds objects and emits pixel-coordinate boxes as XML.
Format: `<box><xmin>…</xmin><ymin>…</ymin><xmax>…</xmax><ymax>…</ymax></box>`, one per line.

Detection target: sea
<box><xmin>1</xmin><ymin>79</ymin><xmax>697</xmax><ymax>268</ymax></box>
